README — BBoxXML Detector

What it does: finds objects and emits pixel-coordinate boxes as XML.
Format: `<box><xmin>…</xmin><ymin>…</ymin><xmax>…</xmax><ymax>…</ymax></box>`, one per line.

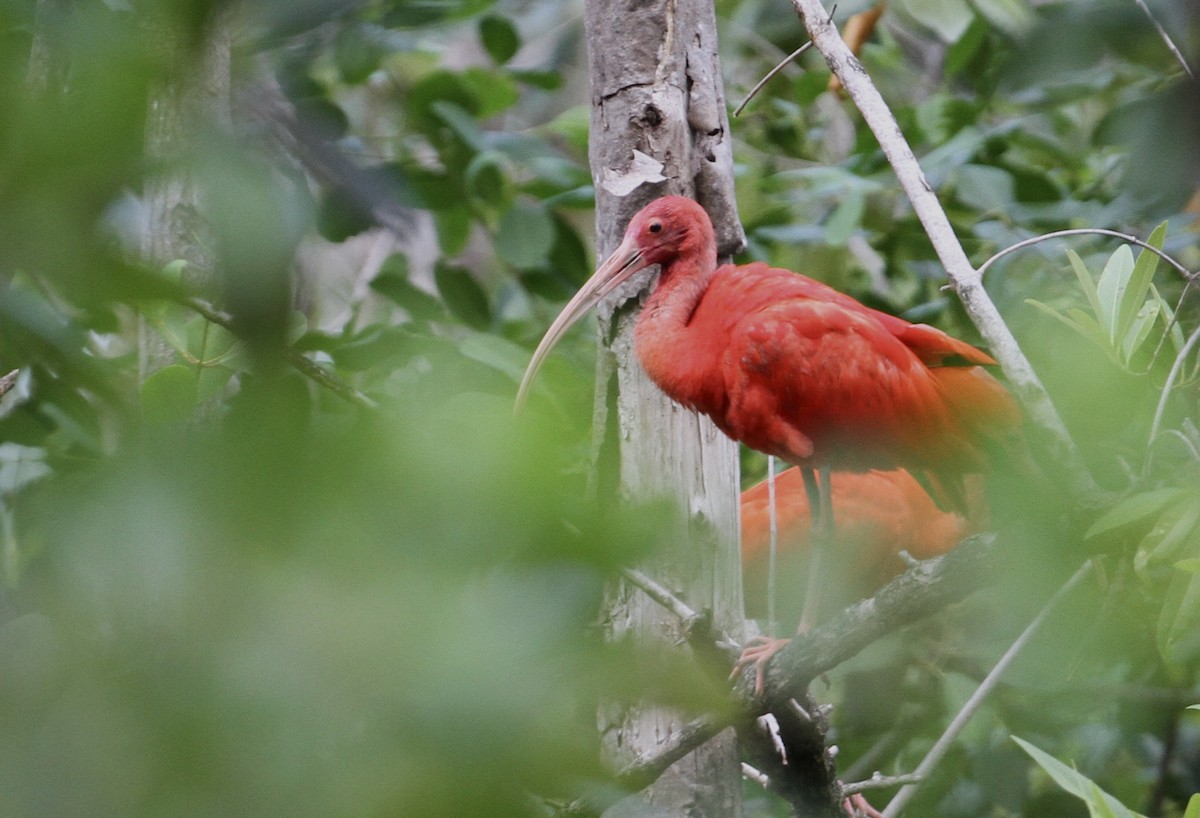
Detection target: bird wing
<box><xmin>698</xmin><ymin>270</ymin><xmax>956</xmax><ymax>469</ymax></box>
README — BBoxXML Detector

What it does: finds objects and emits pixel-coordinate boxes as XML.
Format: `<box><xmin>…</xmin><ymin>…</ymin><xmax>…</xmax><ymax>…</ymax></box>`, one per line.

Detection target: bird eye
<box><xmin>648</xmin><ymin>221</ymin><xmax>662</xmax><ymax>234</ymax></box>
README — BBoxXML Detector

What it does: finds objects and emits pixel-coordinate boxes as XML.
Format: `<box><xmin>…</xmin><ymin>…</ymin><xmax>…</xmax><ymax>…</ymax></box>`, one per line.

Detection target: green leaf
<box><xmin>495</xmin><ymin>202</ymin><xmax>556</xmax><ymax>270</ymax></box>
<box><xmin>824</xmin><ymin>189</ymin><xmax>864</xmax><ymax>245</ymax></box>
<box><xmin>1012</xmin><ymin>737</ymin><xmax>1145</xmax><ymax>818</ymax></box>
<box><xmin>196</xmin><ymin>365</ymin><xmax>235</xmax><ymax>404</ymax></box>
<box><xmin>458</xmin><ymin>332</ymin><xmax>530</xmax><ymax>382</ymax></box>
<box><xmin>435</xmin><ymin>263</ymin><xmax>491</xmax><ymax>330</ymax></box>
<box><xmin>945</xmin><ymin>16</ymin><xmax>988</xmax><ymax>76</ymax></box>
<box><xmin>1096</xmin><ymin>245</ymin><xmax>1134</xmax><ymax>342</ymax></box>
<box><xmin>1152</xmin><ymin>284</ymin><xmax>1188</xmax><ymax>353</ymax></box>
<box><xmin>970</xmin><ymin>0</ymin><xmax>1036</xmax><ymax>35</ymax></box>
<box><xmin>460</xmin><ymin>68</ymin><xmax>519</xmax><ymax>118</ymax></box>
<box><xmin>371</xmin><ymin>256</ymin><xmax>446</xmax><ymax>323</ymax></box>
<box><xmin>405</xmin><ymin>71</ymin><xmax>479</xmax><ymax>136</ymax></box>
<box><xmin>1067</xmin><ymin>250</ymin><xmax>1104</xmax><ymax>324</ymax></box>
<box><xmin>1119</xmin><ymin>301</ymin><xmax>1159</xmax><ymax>364</ymax></box>
<box><xmin>898</xmin><ymin>0</ymin><xmax>974</xmax><ymax>42</ymax></box>
<box><xmin>1134</xmin><ymin>494</ymin><xmax>1200</xmax><ymax>573</ymax></box>
<box><xmin>479</xmin><ymin>15</ymin><xmax>519</xmax><ymax>64</ymax></box>
<box><xmin>431</xmin><ymin>101</ymin><xmax>488</xmax><ymax>153</ymax></box>
<box><xmin>434</xmin><ymin>206</ymin><xmax>473</xmax><ymax>256</ymax></box>
<box><xmin>1118</xmin><ymin>222</ymin><xmax>1166</xmax><ymax>344</ymax></box>
<box><xmin>140</xmin><ymin>364</ymin><xmax>197</xmax><ymax>425</ymax></box>
<box><xmin>953</xmin><ymin>164</ymin><xmax>1015</xmax><ymax>213</ymax></box>
<box><xmin>333</xmin><ymin>26</ymin><xmax>381</xmax><ymax>84</ymax></box>
<box><xmin>1158</xmin><ymin>565</ymin><xmax>1200</xmax><ymax>680</ymax></box>
<box><xmin>1085</xmin><ymin>487</ymin><xmax>1186</xmax><ymax>539</ymax></box>
<box><xmin>465</xmin><ymin>151</ymin><xmax>512</xmax><ymax>208</ymax></box>
<box><xmin>1183</xmin><ymin>794</ymin><xmax>1200</xmax><ymax>818</ymax></box>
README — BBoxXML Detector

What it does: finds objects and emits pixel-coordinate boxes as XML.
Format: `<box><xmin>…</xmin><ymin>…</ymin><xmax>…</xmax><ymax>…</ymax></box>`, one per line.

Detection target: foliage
<box><xmin>0</xmin><ymin>0</ymin><xmax>1198</xmax><ymax>816</ymax></box>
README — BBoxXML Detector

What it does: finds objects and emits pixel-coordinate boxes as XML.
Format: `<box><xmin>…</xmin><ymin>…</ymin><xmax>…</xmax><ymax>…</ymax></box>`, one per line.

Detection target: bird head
<box><xmin>515</xmin><ymin>196</ymin><xmax>716</xmax><ymax>409</ymax></box>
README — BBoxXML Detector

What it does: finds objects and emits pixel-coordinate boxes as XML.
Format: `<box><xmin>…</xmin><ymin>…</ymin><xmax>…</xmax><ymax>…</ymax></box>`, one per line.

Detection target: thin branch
<box><xmin>841</xmin><ymin>773</ymin><xmax>922</xmax><ymax>797</ymax></box>
<box><xmin>620</xmin><ymin>567</ymin><xmax>699</xmax><ymax>623</ymax></box>
<box><xmin>619</xmin><ymin>567</ymin><xmax>744</xmax><ymax>658</ymax></box>
<box><xmin>789</xmin><ymin>0</ymin><xmax>1101</xmax><ymax>506</ymax></box>
<box><xmin>742</xmin><ymin>762</ymin><xmax>771</xmax><ymax>787</ymax></box>
<box><xmin>182</xmin><ymin>296</ymin><xmax>378</xmax><ymax>410</ymax></box>
<box><xmin>880</xmin><ymin>560</ymin><xmax>1095</xmax><ymax>817</ymax></box>
<box><xmin>976</xmin><ymin>228</ymin><xmax>1196</xmax><ymax>283</ymax></box>
<box><xmin>750</xmin><ymin>532</ymin><xmax>1000</xmax><ymax>700</ymax></box>
<box><xmin>1133</xmin><ymin>0</ymin><xmax>1194</xmax><ymax>78</ymax></box>
<box><xmin>0</xmin><ymin>370</ymin><xmax>19</xmax><ymax>400</ymax></box>
<box><xmin>733</xmin><ymin>41</ymin><xmax>815</xmax><ymax>117</ymax></box>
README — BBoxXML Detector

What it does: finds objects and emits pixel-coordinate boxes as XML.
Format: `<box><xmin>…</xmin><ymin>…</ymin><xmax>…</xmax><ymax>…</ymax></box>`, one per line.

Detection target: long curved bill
<box><xmin>515</xmin><ymin>233</ymin><xmax>648</xmax><ymax>409</ymax></box>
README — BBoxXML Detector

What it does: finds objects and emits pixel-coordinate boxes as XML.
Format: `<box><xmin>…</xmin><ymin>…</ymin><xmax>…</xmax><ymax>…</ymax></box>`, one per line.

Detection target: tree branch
<box><xmin>181</xmin><ymin>296</ymin><xmax>378</xmax><ymax>410</ymax></box>
<box><xmin>745</xmin><ymin>532</ymin><xmax>1000</xmax><ymax>702</ymax></box>
<box><xmin>572</xmin><ymin>531</ymin><xmax>1001</xmax><ymax>817</ymax></box>
<box><xmin>789</xmin><ymin>0</ymin><xmax>1101</xmax><ymax>506</ymax></box>
<box><xmin>880</xmin><ymin>559</ymin><xmax>1095</xmax><ymax>816</ymax></box>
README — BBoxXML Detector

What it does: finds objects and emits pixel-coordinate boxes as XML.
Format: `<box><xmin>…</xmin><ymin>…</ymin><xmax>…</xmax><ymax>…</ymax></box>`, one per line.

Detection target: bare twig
<box><xmin>742</xmin><ymin>762</ymin><xmax>772</xmax><ymax>787</ymax></box>
<box><xmin>733</xmin><ymin>41</ymin><xmax>815</xmax><ymax>117</ymax></box>
<box><xmin>841</xmin><ymin>773</ymin><xmax>921</xmax><ymax>796</ymax></box>
<box><xmin>1133</xmin><ymin>0</ymin><xmax>1194</xmax><ymax>78</ymax></box>
<box><xmin>0</xmin><ymin>370</ymin><xmax>19</xmax><ymax>400</ymax></box>
<box><xmin>976</xmin><ymin>228</ymin><xmax>1195</xmax><ymax>283</ymax></box>
<box><xmin>620</xmin><ymin>567</ymin><xmax>699</xmax><ymax>623</ymax></box>
<box><xmin>182</xmin><ymin>296</ymin><xmax>378</xmax><ymax>410</ymax></box>
<box><xmin>880</xmin><ymin>560</ymin><xmax>1095</xmax><ymax>817</ymax></box>
<box><xmin>789</xmin><ymin>0</ymin><xmax>1101</xmax><ymax>505</ymax></box>
<box><xmin>750</xmin><ymin>532</ymin><xmax>999</xmax><ymax>700</ymax></box>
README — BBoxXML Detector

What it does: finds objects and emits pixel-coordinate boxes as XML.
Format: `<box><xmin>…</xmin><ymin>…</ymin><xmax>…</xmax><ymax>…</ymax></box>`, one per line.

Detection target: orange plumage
<box><xmin>740</xmin><ymin>467</ymin><xmax>975</xmax><ymax>622</ymax></box>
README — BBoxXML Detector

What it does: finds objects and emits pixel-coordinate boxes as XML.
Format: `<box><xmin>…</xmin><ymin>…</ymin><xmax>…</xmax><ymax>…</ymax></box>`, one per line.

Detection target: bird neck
<box><xmin>634</xmin><ymin>260</ymin><xmax>721</xmax><ymax>411</ymax></box>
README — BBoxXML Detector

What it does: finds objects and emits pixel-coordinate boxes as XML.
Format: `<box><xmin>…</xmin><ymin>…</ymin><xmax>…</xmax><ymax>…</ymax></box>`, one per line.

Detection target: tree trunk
<box><xmin>140</xmin><ymin>16</ymin><xmax>232</xmax><ymax>378</ymax></box>
<box><xmin>583</xmin><ymin>2</ymin><xmax>745</xmax><ymax>817</ymax></box>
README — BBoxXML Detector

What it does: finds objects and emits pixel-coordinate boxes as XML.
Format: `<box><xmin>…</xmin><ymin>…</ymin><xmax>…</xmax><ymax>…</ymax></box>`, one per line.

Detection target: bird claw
<box><xmin>731</xmin><ymin>635</ymin><xmax>791</xmax><ymax>695</ymax></box>
<box><xmin>843</xmin><ymin>792</ymin><xmax>884</xmax><ymax>818</ymax></box>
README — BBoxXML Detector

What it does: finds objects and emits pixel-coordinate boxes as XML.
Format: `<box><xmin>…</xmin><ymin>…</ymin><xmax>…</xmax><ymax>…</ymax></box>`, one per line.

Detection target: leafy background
<box><xmin>0</xmin><ymin>0</ymin><xmax>1197</xmax><ymax>816</ymax></box>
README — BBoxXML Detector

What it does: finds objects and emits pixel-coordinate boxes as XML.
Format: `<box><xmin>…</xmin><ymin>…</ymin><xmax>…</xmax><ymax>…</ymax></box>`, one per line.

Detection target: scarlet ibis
<box><xmin>517</xmin><ymin>196</ymin><xmax>1018</xmax><ymax>681</ymax></box>
<box><xmin>738</xmin><ymin>466</ymin><xmax>977</xmax><ymax>693</ymax></box>
<box><xmin>742</xmin><ymin>467</ymin><xmax>973</xmax><ymax>617</ymax></box>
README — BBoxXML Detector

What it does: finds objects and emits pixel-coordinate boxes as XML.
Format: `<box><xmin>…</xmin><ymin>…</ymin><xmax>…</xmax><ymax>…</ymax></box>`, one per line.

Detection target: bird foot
<box><xmin>843</xmin><ymin>792</ymin><xmax>883</xmax><ymax>818</ymax></box>
<box><xmin>731</xmin><ymin>636</ymin><xmax>791</xmax><ymax>695</ymax></box>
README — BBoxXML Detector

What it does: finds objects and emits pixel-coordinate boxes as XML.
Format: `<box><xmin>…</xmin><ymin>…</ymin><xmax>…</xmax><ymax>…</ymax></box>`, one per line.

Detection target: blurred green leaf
<box><xmin>435</xmin><ymin>263</ymin><xmax>491</xmax><ymax>329</ymax></box>
<box><xmin>897</xmin><ymin>0</ymin><xmax>974</xmax><ymax>42</ymax></box>
<box><xmin>479</xmin><ymin>15</ymin><xmax>520</xmax><ymax>64</ymax></box>
<box><xmin>1085</xmin><ymin>488</ymin><xmax>1185</xmax><ymax>539</ymax></box>
<box><xmin>139</xmin><ymin>364</ymin><xmax>197</xmax><ymax>425</ymax></box>
<box><xmin>460</xmin><ymin>68</ymin><xmax>519</xmax><ymax>117</ymax></box>
<box><xmin>465</xmin><ymin>150</ymin><xmax>512</xmax><ymax>207</ymax></box>
<box><xmin>1096</xmin><ymin>246</ymin><xmax>1134</xmax><ymax>342</ymax></box>
<box><xmin>434</xmin><ymin>205</ymin><xmax>473</xmax><ymax>255</ymax></box>
<box><xmin>496</xmin><ymin>202</ymin><xmax>556</xmax><ymax>270</ymax></box>
<box><xmin>824</xmin><ymin>189</ymin><xmax>864</xmax><ymax>245</ymax></box>
<box><xmin>1012</xmin><ymin>737</ymin><xmax>1146</xmax><ymax>818</ymax></box>
<box><xmin>371</xmin><ymin>256</ymin><xmax>447</xmax><ymax>323</ymax></box>
<box><xmin>1158</xmin><ymin>564</ymin><xmax>1200</xmax><ymax>680</ymax></box>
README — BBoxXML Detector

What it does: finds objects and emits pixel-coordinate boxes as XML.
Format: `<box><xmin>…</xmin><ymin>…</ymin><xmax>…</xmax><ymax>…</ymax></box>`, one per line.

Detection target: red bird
<box><xmin>741</xmin><ymin>467</ymin><xmax>974</xmax><ymax>622</ymax></box>
<box><xmin>517</xmin><ymin>196</ymin><xmax>1018</xmax><ymax>681</ymax></box>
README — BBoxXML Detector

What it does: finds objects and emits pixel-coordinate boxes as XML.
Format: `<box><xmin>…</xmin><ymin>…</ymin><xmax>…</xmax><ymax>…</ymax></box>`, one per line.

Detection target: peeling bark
<box><xmin>583</xmin><ymin>1</ymin><xmax>745</xmax><ymax>816</ymax></box>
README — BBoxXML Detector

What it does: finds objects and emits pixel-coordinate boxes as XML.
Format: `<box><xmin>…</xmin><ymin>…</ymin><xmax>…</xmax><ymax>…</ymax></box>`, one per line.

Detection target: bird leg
<box><xmin>734</xmin><ymin>465</ymin><xmax>836</xmax><ymax>696</ymax></box>
<box><xmin>797</xmin><ymin>464</ymin><xmax>833</xmax><ymax>634</ymax></box>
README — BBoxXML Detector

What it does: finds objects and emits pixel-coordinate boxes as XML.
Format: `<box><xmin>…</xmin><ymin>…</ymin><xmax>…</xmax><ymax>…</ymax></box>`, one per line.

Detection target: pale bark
<box><xmin>140</xmin><ymin>16</ymin><xmax>232</xmax><ymax>378</ymax></box>
<box><xmin>583</xmin><ymin>1</ymin><xmax>744</xmax><ymax>816</ymax></box>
